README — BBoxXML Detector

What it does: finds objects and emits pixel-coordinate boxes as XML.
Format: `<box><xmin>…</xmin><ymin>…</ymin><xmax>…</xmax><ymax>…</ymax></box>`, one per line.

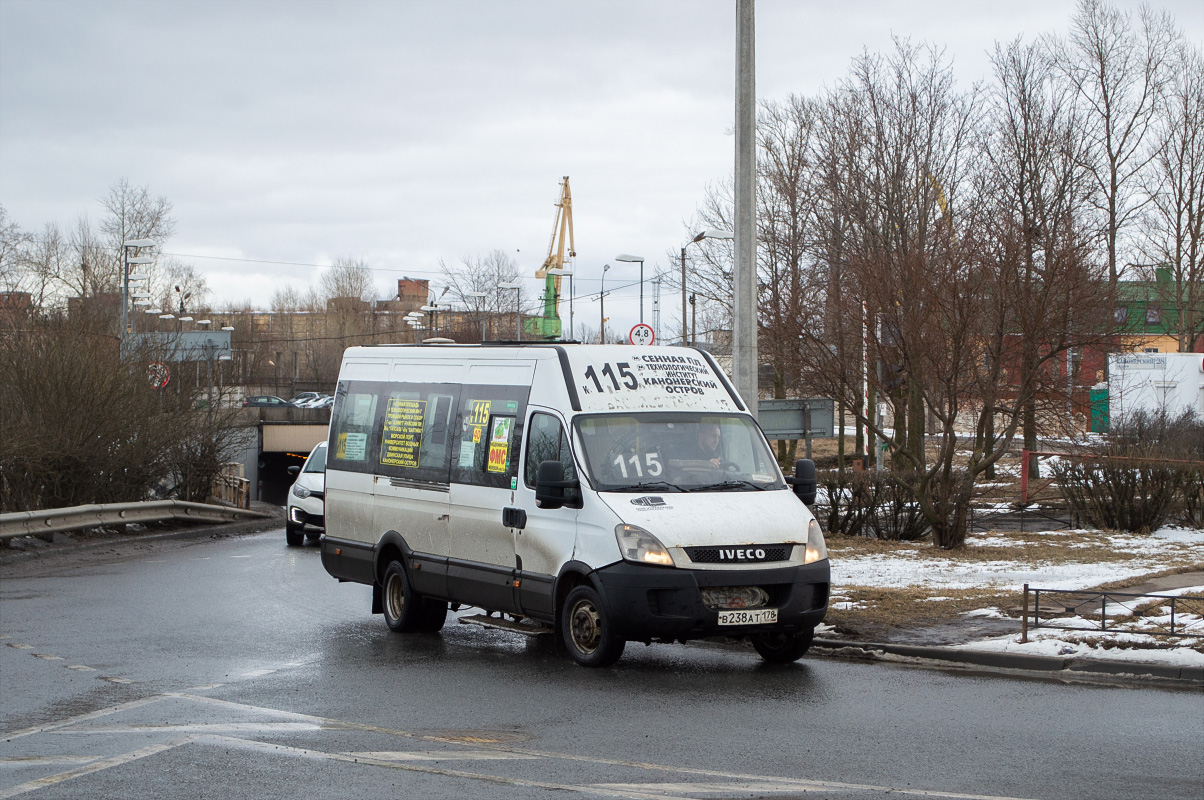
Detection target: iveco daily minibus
<box><xmin>320</xmin><ymin>343</ymin><xmax>828</xmax><ymax>666</ymax></box>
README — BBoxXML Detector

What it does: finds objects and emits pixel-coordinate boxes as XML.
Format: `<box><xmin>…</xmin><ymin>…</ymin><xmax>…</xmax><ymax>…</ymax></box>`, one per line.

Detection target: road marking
<box><xmin>0</xmin><ymin>756</ymin><xmax>101</xmax><ymax>767</ymax></box>
<box><xmin>165</xmin><ymin>695</ymin><xmax>1043</xmax><ymax>800</ymax></box>
<box><xmin>100</xmin><ymin>677</ymin><xmax>133</xmax><ymax>684</ymax></box>
<box><xmin>64</xmin><ymin>665</ymin><xmax>96</xmax><ymax>672</ymax></box>
<box><xmin>347</xmin><ymin>750</ymin><xmax>539</xmax><ymax>761</ymax></box>
<box><xmin>188</xmin><ymin>735</ymin><xmax>703</xmax><ymax>800</ymax></box>
<box><xmin>230</xmin><ymin>555</ymin><xmax>253</xmax><ymax>558</ymax></box>
<box><xmin>56</xmin><ymin>723</ymin><xmax>322</xmax><ymax>734</ymax></box>
<box><xmin>31</xmin><ymin>655</ymin><xmax>62</xmax><ymax>661</ymax></box>
<box><xmin>0</xmin><ymin>739</ymin><xmax>189</xmax><ymax>799</ymax></box>
<box><xmin>239</xmin><ymin>669</ymin><xmax>275</xmax><ymax>678</ymax></box>
<box><xmin>5</xmin><ymin>645</ymin><xmax>32</xmax><ymax>650</ymax></box>
<box><xmin>1</xmin><ymin>696</ymin><xmax>167</xmax><ymax>741</ymax></box>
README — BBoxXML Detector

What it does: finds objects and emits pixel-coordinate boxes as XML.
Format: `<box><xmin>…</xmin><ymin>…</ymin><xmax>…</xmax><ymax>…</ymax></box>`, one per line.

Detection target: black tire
<box><xmin>419</xmin><ymin>599</ymin><xmax>448</xmax><ymax>633</ymax></box>
<box><xmin>285</xmin><ymin>522</ymin><xmax>304</xmax><ymax>547</ymax></box>
<box><xmin>560</xmin><ymin>585</ymin><xmax>625</xmax><ymax>667</ymax></box>
<box><xmin>381</xmin><ymin>560</ymin><xmax>426</xmax><ymax>632</ymax></box>
<box><xmin>305</xmin><ymin>531</ymin><xmax>322</xmax><ymax>541</ymax></box>
<box><xmin>751</xmin><ymin>627</ymin><xmax>814</xmax><ymax>663</ymax></box>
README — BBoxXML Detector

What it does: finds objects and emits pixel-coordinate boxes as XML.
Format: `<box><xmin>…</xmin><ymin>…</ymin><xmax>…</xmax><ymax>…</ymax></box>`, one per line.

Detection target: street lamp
<box><xmin>545</xmin><ymin>268</ymin><xmax>573</xmax><ymax>340</ymax></box>
<box><xmin>122</xmin><ymin>239</ymin><xmax>155</xmax><ymax>337</ymax></box>
<box><xmin>615</xmin><ymin>254</ymin><xmax>645</xmax><ymax>325</ymax></box>
<box><xmin>599</xmin><ymin>264</ymin><xmax>610</xmax><ymax>344</ymax></box>
<box><xmin>420</xmin><ymin>304</ymin><xmax>439</xmax><ymax>336</ymax></box>
<box><xmin>498</xmin><ymin>282</ymin><xmax>521</xmax><ymax>341</ymax></box>
<box><xmin>680</xmin><ymin>229</ymin><xmax>733</xmax><ymax>345</ymax></box>
<box><xmin>464</xmin><ymin>291</ymin><xmax>487</xmax><ymax>341</ymax></box>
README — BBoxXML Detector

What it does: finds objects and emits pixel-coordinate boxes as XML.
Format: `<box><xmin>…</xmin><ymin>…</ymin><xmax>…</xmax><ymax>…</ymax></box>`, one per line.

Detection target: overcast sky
<box><xmin>3</xmin><ymin>0</ymin><xmax>1202</xmax><ymax>341</ymax></box>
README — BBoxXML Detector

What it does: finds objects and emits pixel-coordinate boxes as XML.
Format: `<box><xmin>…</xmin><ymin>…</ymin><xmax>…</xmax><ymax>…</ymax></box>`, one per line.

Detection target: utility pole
<box><xmin>733</xmin><ymin>0</ymin><xmax>758</xmax><ymax>418</ymax></box>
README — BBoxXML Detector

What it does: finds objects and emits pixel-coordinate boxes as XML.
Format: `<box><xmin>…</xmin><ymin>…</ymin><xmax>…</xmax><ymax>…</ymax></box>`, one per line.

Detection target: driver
<box><xmin>688</xmin><ymin>422</ymin><xmax>723</xmax><ymax>468</ymax></box>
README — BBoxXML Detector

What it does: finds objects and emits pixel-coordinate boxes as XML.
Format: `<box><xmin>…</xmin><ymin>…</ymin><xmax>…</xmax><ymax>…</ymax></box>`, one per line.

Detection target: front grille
<box><xmin>684</xmin><ymin>544</ymin><xmax>792</xmax><ymax>564</ymax></box>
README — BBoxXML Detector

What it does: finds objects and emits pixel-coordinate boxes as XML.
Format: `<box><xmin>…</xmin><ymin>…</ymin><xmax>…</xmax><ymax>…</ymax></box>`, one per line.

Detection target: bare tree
<box><xmin>319</xmin><ymin>256</ymin><xmax>377</xmax><ymax>302</ymax></box>
<box><xmin>440</xmin><ymin>249</ymin><xmax>525</xmax><ymax>340</ymax></box>
<box><xmin>1053</xmin><ymin>0</ymin><xmax>1177</xmax><ymax>283</ymax></box>
<box><xmin>1139</xmin><ymin>40</ymin><xmax>1204</xmax><ymax>351</ymax></box>
<box><xmin>0</xmin><ymin>205</ymin><xmax>31</xmax><ymax>294</ymax></box>
<box><xmin>987</xmin><ymin>35</ymin><xmax>1105</xmax><ymax>477</ymax></box>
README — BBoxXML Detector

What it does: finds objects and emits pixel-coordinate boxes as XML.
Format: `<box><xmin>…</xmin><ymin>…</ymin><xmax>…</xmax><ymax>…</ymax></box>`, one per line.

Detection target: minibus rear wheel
<box><xmin>561</xmin><ymin>586</ymin><xmax>625</xmax><ymax>667</ymax></box>
<box><xmin>382</xmin><ymin>560</ymin><xmax>424</xmax><ymax>632</ymax></box>
<box><xmin>750</xmin><ymin>628</ymin><xmax>814</xmax><ymax>663</ymax></box>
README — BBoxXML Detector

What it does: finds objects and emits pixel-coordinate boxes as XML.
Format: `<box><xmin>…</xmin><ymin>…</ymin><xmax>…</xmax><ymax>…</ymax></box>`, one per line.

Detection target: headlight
<box><xmin>292</xmin><ymin>484</ymin><xmax>311</xmax><ymax>499</ymax></box>
<box><xmin>804</xmin><ymin>517</ymin><xmax>828</xmax><ymax>564</ymax></box>
<box><xmin>615</xmin><ymin>524</ymin><xmax>673</xmax><ymax>567</ymax></box>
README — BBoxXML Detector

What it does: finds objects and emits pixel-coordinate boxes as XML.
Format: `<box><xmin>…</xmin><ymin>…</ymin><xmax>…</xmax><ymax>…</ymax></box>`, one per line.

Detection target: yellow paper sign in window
<box><xmin>486</xmin><ymin>416</ymin><xmax>513</xmax><ymax>474</ymax></box>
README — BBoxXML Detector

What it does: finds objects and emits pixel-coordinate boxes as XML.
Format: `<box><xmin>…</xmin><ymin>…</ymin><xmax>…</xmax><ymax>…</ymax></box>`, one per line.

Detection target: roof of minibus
<box><xmin>338</xmin><ymin>343</ymin><xmax>746</xmax><ymax>414</ymax></box>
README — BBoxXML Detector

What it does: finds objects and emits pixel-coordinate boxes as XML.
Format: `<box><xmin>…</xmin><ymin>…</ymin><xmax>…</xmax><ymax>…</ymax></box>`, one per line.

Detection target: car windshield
<box><xmin>573</xmin><ymin>413</ymin><xmax>785</xmax><ymax>492</ymax></box>
<box><xmin>304</xmin><ymin>444</ymin><xmax>327</xmax><ymax>473</ymax></box>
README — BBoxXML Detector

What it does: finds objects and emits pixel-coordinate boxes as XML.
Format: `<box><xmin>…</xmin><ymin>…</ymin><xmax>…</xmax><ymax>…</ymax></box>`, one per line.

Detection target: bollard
<box><xmin>1021</xmin><ymin>583</ymin><xmax>1028</xmax><ymax>644</ymax></box>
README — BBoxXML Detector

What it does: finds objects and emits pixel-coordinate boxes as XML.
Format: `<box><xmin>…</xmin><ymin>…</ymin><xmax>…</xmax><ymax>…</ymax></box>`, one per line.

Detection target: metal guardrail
<box><xmin>0</xmin><ymin>500</ymin><xmax>272</xmax><ymax>541</ymax></box>
<box><xmin>1021</xmin><ymin>583</ymin><xmax>1204</xmax><ymax>641</ymax></box>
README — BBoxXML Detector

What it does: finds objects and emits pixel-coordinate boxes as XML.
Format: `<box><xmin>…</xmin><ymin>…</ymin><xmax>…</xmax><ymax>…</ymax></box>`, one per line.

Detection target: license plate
<box><xmin>717</xmin><ymin>608</ymin><xmax>778</xmax><ymax>626</ymax></box>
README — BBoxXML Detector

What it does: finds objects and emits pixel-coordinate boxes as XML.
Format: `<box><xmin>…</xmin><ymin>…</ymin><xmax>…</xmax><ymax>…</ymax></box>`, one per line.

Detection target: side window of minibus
<box><xmin>329</xmin><ymin>383</ymin><xmax>379</xmax><ymax>469</ymax></box>
<box><xmin>524</xmin><ymin>413</ymin><xmax>577</xmax><ymax>499</ymax></box>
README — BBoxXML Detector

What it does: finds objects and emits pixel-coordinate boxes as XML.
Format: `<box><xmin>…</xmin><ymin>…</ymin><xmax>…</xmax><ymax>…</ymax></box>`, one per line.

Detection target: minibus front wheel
<box><xmin>561</xmin><ymin>586</ymin><xmax>626</xmax><ymax>667</ymax></box>
<box><xmin>750</xmin><ymin>627</ymin><xmax>814</xmax><ymax>663</ymax></box>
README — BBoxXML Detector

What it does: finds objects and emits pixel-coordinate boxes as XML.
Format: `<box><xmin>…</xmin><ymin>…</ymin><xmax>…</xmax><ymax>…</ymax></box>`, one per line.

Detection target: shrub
<box><xmin>816</xmin><ymin>469</ymin><xmax>931</xmax><ymax>541</ymax></box>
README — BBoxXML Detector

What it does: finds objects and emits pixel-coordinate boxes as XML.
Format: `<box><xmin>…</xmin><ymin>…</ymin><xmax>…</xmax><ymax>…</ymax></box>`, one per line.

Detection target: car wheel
<box><xmin>285</xmin><ymin>521</ymin><xmax>304</xmax><ymax>547</ymax></box>
<box><xmin>381</xmin><ymin>560</ymin><xmax>426</xmax><ymax>632</ymax></box>
<box><xmin>560</xmin><ymin>585</ymin><xmax>625</xmax><ymax>667</ymax></box>
<box><xmin>751</xmin><ymin>627</ymin><xmax>814</xmax><ymax>663</ymax></box>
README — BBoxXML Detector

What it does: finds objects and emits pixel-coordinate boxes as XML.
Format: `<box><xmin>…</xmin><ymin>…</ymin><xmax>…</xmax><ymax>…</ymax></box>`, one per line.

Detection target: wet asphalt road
<box><xmin>2</xmin><ymin>530</ymin><xmax>1201</xmax><ymax>800</ymax></box>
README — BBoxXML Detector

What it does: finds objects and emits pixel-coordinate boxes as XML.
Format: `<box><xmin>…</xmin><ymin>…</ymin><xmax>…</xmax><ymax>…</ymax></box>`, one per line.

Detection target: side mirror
<box><xmin>787</xmin><ymin>458</ymin><xmax>817</xmax><ymax>505</ymax></box>
<box><xmin>536</xmin><ymin>460</ymin><xmax>580</xmax><ymax>510</ymax></box>
<box><xmin>287</xmin><ymin>465</ymin><xmax>301</xmax><ymax>477</ymax></box>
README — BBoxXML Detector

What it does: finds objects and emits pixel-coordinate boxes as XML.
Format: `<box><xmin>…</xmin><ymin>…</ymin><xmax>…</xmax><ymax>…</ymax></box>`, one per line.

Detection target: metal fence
<box><xmin>1021</xmin><ymin>583</ymin><xmax>1204</xmax><ymax>642</ymax></box>
<box><xmin>0</xmin><ymin>500</ymin><xmax>271</xmax><ymax>542</ymax></box>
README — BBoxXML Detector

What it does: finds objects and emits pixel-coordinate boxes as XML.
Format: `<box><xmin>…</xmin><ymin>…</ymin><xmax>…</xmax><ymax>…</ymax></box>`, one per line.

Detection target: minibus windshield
<box><xmin>573</xmin><ymin>413</ymin><xmax>786</xmax><ymax>492</ymax></box>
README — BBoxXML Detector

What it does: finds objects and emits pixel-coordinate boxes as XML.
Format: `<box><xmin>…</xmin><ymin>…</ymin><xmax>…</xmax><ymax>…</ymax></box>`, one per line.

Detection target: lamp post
<box><xmin>405</xmin><ymin>311</ymin><xmax>424</xmax><ymax>342</ymax></box>
<box><xmin>615</xmin><ymin>254</ymin><xmax>645</xmax><ymax>324</ymax></box>
<box><xmin>121</xmin><ymin>239</ymin><xmax>155</xmax><ymax>338</ymax></box>
<box><xmin>420</xmin><ymin>304</ymin><xmax>439</xmax><ymax>337</ymax></box>
<box><xmin>498</xmin><ymin>282</ymin><xmax>521</xmax><ymax>341</ymax></box>
<box><xmin>464</xmin><ymin>291</ymin><xmax>487</xmax><ymax>341</ymax></box>
<box><xmin>599</xmin><ymin>264</ymin><xmax>610</xmax><ymax>344</ymax></box>
<box><xmin>546</xmin><ymin>268</ymin><xmax>573</xmax><ymax>340</ymax></box>
<box><xmin>680</xmin><ymin>229</ymin><xmax>733</xmax><ymax>346</ymax></box>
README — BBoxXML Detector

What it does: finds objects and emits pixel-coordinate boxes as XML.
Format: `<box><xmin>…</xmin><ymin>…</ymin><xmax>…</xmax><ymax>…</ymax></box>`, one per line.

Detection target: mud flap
<box><xmin>372</xmin><ymin>582</ymin><xmax>383</xmax><ymax>615</ymax></box>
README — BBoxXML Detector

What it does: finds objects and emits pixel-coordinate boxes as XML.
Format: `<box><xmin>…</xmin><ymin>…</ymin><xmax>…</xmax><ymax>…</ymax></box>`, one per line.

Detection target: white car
<box><xmin>285</xmin><ymin>442</ymin><xmax>326</xmax><ymax>546</ymax></box>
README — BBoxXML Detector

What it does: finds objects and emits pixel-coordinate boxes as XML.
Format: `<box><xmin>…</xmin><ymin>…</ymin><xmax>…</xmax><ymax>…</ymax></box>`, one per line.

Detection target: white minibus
<box><xmin>321</xmin><ymin>343</ymin><xmax>828</xmax><ymax>666</ymax></box>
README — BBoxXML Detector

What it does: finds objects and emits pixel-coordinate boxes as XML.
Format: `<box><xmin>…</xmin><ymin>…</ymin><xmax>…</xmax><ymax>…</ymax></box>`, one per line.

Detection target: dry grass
<box><xmin>823</xmin><ymin>529</ymin><xmax>1204</xmax><ymax>641</ymax></box>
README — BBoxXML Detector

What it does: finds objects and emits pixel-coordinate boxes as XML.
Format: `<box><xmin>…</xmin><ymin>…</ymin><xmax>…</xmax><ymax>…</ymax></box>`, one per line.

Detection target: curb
<box><xmin>813</xmin><ymin>637</ymin><xmax>1204</xmax><ymax>684</ymax></box>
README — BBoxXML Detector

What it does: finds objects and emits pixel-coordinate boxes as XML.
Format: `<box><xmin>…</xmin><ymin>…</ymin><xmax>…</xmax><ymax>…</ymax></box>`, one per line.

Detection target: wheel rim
<box><xmin>568</xmin><ymin>598</ymin><xmax>602</xmax><ymax>655</ymax></box>
<box><xmin>385</xmin><ymin>573</ymin><xmax>404</xmax><ymax>622</ymax></box>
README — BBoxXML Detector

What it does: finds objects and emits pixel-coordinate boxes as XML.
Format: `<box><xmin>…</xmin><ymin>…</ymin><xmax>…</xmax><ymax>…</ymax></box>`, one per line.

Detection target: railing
<box><xmin>211</xmin><ymin>463</ymin><xmax>251</xmax><ymax>509</ymax></box>
<box><xmin>1021</xmin><ymin>583</ymin><xmax>1204</xmax><ymax>642</ymax></box>
<box><xmin>0</xmin><ymin>500</ymin><xmax>272</xmax><ymax>542</ymax></box>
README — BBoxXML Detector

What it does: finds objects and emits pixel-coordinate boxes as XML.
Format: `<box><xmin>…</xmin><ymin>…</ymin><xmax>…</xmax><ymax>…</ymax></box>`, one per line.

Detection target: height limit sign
<box><xmin>629</xmin><ymin>323</ymin><xmax>655</xmax><ymax>346</ymax></box>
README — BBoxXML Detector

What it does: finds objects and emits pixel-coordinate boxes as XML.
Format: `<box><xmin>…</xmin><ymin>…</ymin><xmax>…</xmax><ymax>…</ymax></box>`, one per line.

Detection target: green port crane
<box><xmin>525</xmin><ymin>176</ymin><xmax>575</xmax><ymax>340</ymax></box>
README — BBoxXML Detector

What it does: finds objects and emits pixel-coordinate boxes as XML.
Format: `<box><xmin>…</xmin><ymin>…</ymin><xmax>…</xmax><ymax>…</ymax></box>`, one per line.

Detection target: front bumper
<box><xmin>286</xmin><ymin>499</ymin><xmax>325</xmax><ymax>529</ymax></box>
<box><xmin>591</xmin><ymin>559</ymin><xmax>829</xmax><ymax>642</ymax></box>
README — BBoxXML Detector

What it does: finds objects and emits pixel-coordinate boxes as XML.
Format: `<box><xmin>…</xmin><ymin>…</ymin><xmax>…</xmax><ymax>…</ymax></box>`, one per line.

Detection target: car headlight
<box><xmin>615</xmin><ymin>524</ymin><xmax>673</xmax><ymax>567</ymax></box>
<box><xmin>804</xmin><ymin>517</ymin><xmax>828</xmax><ymax>564</ymax></box>
<box><xmin>292</xmin><ymin>484</ymin><xmax>311</xmax><ymax>499</ymax></box>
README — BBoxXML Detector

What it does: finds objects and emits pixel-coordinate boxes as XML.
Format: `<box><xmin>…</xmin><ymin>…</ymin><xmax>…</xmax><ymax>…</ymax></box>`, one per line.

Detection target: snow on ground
<box><xmin>831</xmin><ymin>526</ymin><xmax>1204</xmax><ymax>592</ymax></box>
<box><xmin>830</xmin><ymin>526</ymin><xmax>1204</xmax><ymax>668</ymax></box>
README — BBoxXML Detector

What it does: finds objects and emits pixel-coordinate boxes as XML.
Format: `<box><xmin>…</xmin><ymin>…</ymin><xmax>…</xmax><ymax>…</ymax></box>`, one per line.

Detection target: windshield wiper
<box><xmin>608</xmin><ymin>481</ymin><xmax>688</xmax><ymax>493</ymax></box>
<box><xmin>691</xmin><ymin>480</ymin><xmax>769</xmax><ymax>492</ymax></box>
